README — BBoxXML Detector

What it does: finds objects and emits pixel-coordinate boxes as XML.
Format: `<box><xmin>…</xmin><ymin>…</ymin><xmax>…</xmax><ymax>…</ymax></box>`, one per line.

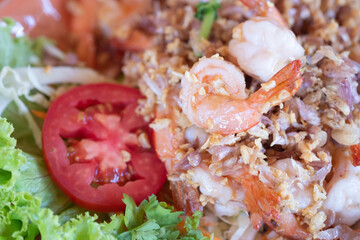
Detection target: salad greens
<box><xmin>0</xmin><ymin>117</ymin><xmax>210</xmax><ymax>240</ymax></box>
<box><xmin>0</xmin><ymin>18</ymin><xmax>49</xmax><ymax>69</ymax></box>
<box><xmin>0</xmin><ymin>18</ymin><xmax>211</xmax><ymax>240</ymax></box>
<box><xmin>195</xmin><ymin>0</ymin><xmax>221</xmax><ymax>40</ymax></box>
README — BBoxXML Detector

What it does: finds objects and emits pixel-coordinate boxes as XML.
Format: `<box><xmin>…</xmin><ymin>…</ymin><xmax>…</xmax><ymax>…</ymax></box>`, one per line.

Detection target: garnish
<box><xmin>42</xmin><ymin>83</ymin><xmax>166</xmax><ymax>212</ymax></box>
<box><xmin>0</xmin><ymin>18</ymin><xmax>50</xmax><ymax>69</ymax></box>
<box><xmin>0</xmin><ymin>117</ymin><xmax>210</xmax><ymax>239</ymax></box>
<box><xmin>195</xmin><ymin>0</ymin><xmax>221</xmax><ymax>40</ymax></box>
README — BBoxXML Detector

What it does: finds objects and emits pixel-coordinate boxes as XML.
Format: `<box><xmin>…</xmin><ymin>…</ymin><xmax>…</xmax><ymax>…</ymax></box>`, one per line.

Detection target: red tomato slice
<box><xmin>350</xmin><ymin>142</ymin><xmax>360</xmax><ymax>166</ymax></box>
<box><xmin>42</xmin><ymin>83</ymin><xmax>166</xmax><ymax>212</ymax></box>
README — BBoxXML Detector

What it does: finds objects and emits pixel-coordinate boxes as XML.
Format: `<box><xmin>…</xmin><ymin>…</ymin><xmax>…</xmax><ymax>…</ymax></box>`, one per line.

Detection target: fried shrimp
<box><xmin>325</xmin><ymin>147</ymin><xmax>360</xmax><ymax>226</ymax></box>
<box><xmin>239</xmin><ymin>0</ymin><xmax>287</xmax><ymax>27</ymax></box>
<box><xmin>234</xmin><ymin>170</ymin><xmax>310</xmax><ymax>240</ymax></box>
<box><xmin>229</xmin><ymin>0</ymin><xmax>304</xmax><ymax>82</ymax></box>
<box><xmin>180</xmin><ymin>55</ymin><xmax>303</xmax><ymax>134</ymax></box>
<box><xmin>152</xmin><ymin>88</ymin><xmax>204</xmax><ymax>215</ymax></box>
<box><xmin>229</xmin><ymin>18</ymin><xmax>304</xmax><ymax>82</ymax></box>
<box><xmin>97</xmin><ymin>0</ymin><xmax>153</xmax><ymax>51</ymax></box>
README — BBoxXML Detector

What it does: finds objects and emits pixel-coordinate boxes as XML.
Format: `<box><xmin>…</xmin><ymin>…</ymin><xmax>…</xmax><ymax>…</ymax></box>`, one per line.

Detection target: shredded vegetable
<box><xmin>0</xmin><ymin>66</ymin><xmax>112</xmax><ymax>148</ymax></box>
<box><xmin>195</xmin><ymin>0</ymin><xmax>221</xmax><ymax>40</ymax></box>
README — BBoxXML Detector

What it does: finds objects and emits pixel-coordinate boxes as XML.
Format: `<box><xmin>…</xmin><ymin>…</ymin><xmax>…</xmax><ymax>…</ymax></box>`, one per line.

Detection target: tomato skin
<box><xmin>42</xmin><ymin>83</ymin><xmax>166</xmax><ymax>212</ymax></box>
<box><xmin>350</xmin><ymin>142</ymin><xmax>360</xmax><ymax>166</ymax></box>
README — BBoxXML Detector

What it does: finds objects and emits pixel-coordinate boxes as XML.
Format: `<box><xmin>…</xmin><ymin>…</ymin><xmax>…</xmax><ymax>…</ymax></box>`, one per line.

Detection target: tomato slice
<box><xmin>42</xmin><ymin>83</ymin><xmax>166</xmax><ymax>212</ymax></box>
<box><xmin>350</xmin><ymin>142</ymin><xmax>360</xmax><ymax>167</ymax></box>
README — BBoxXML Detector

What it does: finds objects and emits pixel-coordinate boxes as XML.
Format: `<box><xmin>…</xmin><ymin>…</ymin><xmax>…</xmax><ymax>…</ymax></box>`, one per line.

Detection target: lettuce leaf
<box><xmin>0</xmin><ymin>118</ymin><xmax>41</xmax><ymax>239</ymax></box>
<box><xmin>0</xmin><ymin>117</ymin><xmax>26</xmax><ymax>190</ymax></box>
<box><xmin>0</xmin><ymin>117</ymin><xmax>209</xmax><ymax>240</ymax></box>
<box><xmin>16</xmin><ymin>153</ymin><xmax>73</xmax><ymax>212</ymax></box>
<box><xmin>1</xmin><ymin>96</ymin><xmax>46</xmax><ymax>155</ymax></box>
<box><xmin>0</xmin><ymin>18</ymin><xmax>50</xmax><ymax>69</ymax></box>
<box><xmin>0</xmin><ymin>188</ymin><xmax>41</xmax><ymax>239</ymax></box>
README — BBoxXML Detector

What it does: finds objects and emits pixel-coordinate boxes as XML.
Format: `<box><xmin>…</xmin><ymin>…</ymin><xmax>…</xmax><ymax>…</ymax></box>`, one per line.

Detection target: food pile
<box><xmin>1</xmin><ymin>0</ymin><xmax>360</xmax><ymax>240</ymax></box>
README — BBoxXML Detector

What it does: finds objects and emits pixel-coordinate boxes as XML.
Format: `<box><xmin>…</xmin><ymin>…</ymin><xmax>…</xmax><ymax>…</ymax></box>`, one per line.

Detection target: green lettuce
<box><xmin>0</xmin><ymin>117</ymin><xmax>26</xmax><ymax>190</ymax></box>
<box><xmin>2</xmin><ymin>96</ymin><xmax>45</xmax><ymax>156</ymax></box>
<box><xmin>0</xmin><ymin>117</ymin><xmax>40</xmax><ymax>239</ymax></box>
<box><xmin>0</xmin><ymin>117</ymin><xmax>209</xmax><ymax>240</ymax></box>
<box><xmin>0</xmin><ymin>18</ymin><xmax>50</xmax><ymax>69</ymax></box>
<box><xmin>16</xmin><ymin>153</ymin><xmax>73</xmax><ymax>212</ymax></box>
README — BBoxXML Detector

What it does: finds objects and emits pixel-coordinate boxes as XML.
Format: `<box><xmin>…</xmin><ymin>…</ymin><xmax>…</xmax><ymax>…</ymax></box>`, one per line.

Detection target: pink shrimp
<box><xmin>153</xmin><ymin>109</ymin><xmax>203</xmax><ymax>215</ymax></box>
<box><xmin>153</xmin><ymin>107</ymin><xmax>184</xmax><ymax>172</ymax></box>
<box><xmin>179</xmin><ymin>55</ymin><xmax>302</xmax><ymax>135</ymax></box>
<box><xmin>152</xmin><ymin>88</ymin><xmax>203</xmax><ymax>215</ymax></box>
<box><xmin>228</xmin><ymin>0</ymin><xmax>304</xmax><ymax>83</ymax></box>
<box><xmin>97</xmin><ymin>0</ymin><xmax>153</xmax><ymax>52</ymax></box>
<box><xmin>325</xmin><ymin>147</ymin><xmax>360</xmax><ymax>226</ymax></box>
<box><xmin>231</xmin><ymin>169</ymin><xmax>310</xmax><ymax>240</ymax></box>
<box><xmin>239</xmin><ymin>0</ymin><xmax>287</xmax><ymax>27</ymax></box>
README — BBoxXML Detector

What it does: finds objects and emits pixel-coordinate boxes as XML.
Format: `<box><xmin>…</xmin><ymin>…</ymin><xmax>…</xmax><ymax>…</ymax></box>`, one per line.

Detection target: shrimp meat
<box><xmin>180</xmin><ymin>56</ymin><xmax>302</xmax><ymax>135</ymax></box>
<box><xmin>234</xmin><ymin>170</ymin><xmax>310</xmax><ymax>240</ymax></box>
<box><xmin>239</xmin><ymin>0</ymin><xmax>287</xmax><ymax>27</ymax></box>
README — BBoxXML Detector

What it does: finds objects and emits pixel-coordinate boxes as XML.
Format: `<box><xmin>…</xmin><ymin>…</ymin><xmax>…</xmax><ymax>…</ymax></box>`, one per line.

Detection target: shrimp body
<box><xmin>235</xmin><ymin>170</ymin><xmax>310</xmax><ymax>240</ymax></box>
<box><xmin>180</xmin><ymin>56</ymin><xmax>302</xmax><ymax>135</ymax></box>
<box><xmin>229</xmin><ymin>18</ymin><xmax>304</xmax><ymax>82</ymax></box>
<box><xmin>152</xmin><ymin>88</ymin><xmax>205</xmax><ymax>215</ymax></box>
<box><xmin>271</xmin><ymin>158</ymin><xmax>314</xmax><ymax>211</ymax></box>
<box><xmin>153</xmin><ymin>107</ymin><xmax>184</xmax><ymax>171</ymax></box>
<box><xmin>153</xmin><ymin>87</ymin><xmax>185</xmax><ymax>171</ymax></box>
<box><xmin>98</xmin><ymin>0</ymin><xmax>153</xmax><ymax>51</ymax></box>
<box><xmin>325</xmin><ymin>147</ymin><xmax>360</xmax><ymax>226</ymax></box>
<box><xmin>239</xmin><ymin>0</ymin><xmax>288</xmax><ymax>27</ymax></box>
<box><xmin>192</xmin><ymin>165</ymin><xmax>245</xmax><ymax>216</ymax></box>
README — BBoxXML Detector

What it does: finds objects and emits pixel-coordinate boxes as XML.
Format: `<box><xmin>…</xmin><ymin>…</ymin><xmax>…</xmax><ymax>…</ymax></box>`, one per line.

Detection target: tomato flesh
<box><xmin>66</xmin><ymin>103</ymin><xmax>139</xmax><ymax>185</ymax></box>
<box><xmin>42</xmin><ymin>83</ymin><xmax>166</xmax><ymax>212</ymax></box>
<box><xmin>350</xmin><ymin>142</ymin><xmax>360</xmax><ymax>167</ymax></box>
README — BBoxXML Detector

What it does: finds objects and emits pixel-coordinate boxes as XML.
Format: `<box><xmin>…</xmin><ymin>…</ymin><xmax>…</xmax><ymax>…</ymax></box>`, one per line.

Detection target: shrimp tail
<box><xmin>238</xmin><ymin>171</ymin><xmax>281</xmax><ymax>230</ymax></box>
<box><xmin>250</xmin><ymin>60</ymin><xmax>303</xmax><ymax>113</ymax></box>
<box><xmin>238</xmin><ymin>171</ymin><xmax>310</xmax><ymax>240</ymax></box>
<box><xmin>170</xmin><ymin>180</ymin><xmax>203</xmax><ymax>215</ymax></box>
<box><xmin>239</xmin><ymin>0</ymin><xmax>288</xmax><ymax>27</ymax></box>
